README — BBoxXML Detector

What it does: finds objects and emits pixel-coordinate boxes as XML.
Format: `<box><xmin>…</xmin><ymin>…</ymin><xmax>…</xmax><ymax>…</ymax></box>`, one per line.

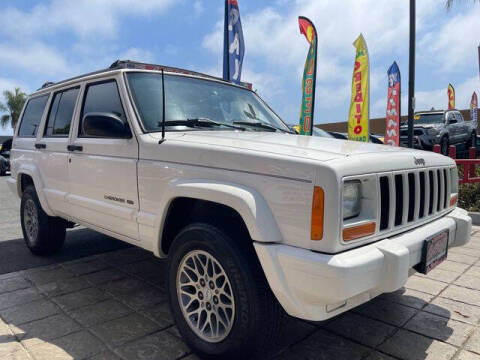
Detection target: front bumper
<box><xmin>254</xmin><ymin>207</ymin><xmax>471</xmax><ymax>321</ymax></box>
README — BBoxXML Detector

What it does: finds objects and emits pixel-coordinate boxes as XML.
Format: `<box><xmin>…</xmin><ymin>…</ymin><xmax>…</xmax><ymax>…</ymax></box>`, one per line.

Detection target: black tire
<box><xmin>0</xmin><ymin>162</ymin><xmax>5</xmax><ymax>176</ymax></box>
<box><xmin>20</xmin><ymin>185</ymin><xmax>67</xmax><ymax>256</ymax></box>
<box><xmin>167</xmin><ymin>223</ymin><xmax>282</xmax><ymax>359</ymax></box>
<box><xmin>440</xmin><ymin>136</ymin><xmax>449</xmax><ymax>156</ymax></box>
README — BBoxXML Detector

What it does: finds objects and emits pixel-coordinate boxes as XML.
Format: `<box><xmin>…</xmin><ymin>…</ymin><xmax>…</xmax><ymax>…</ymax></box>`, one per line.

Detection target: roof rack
<box><xmin>109</xmin><ymin>60</ymin><xmax>225</xmax><ymax>82</ymax></box>
<box><xmin>35</xmin><ymin>59</ymin><xmax>253</xmax><ymax>92</ymax></box>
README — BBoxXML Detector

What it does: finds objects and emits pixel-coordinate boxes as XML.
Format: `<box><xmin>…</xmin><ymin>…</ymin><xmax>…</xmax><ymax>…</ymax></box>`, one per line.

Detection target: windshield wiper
<box><xmin>232</xmin><ymin>121</ymin><xmax>292</xmax><ymax>133</ymax></box>
<box><xmin>162</xmin><ymin>118</ymin><xmax>245</xmax><ymax>131</ymax></box>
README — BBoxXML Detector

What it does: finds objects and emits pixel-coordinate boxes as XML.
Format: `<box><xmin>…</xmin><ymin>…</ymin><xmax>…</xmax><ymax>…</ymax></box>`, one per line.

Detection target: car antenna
<box><xmin>159</xmin><ymin>69</ymin><xmax>166</xmax><ymax>144</ymax></box>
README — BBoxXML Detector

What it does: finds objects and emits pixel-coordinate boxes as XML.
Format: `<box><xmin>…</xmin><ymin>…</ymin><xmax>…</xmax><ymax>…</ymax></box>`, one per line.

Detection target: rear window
<box><xmin>18</xmin><ymin>95</ymin><xmax>49</xmax><ymax>137</ymax></box>
<box><xmin>44</xmin><ymin>87</ymin><xmax>79</xmax><ymax>137</ymax></box>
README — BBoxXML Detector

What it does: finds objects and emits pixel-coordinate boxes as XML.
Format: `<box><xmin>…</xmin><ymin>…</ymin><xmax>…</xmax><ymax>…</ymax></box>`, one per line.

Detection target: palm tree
<box><xmin>0</xmin><ymin>88</ymin><xmax>27</xmax><ymax>130</ymax></box>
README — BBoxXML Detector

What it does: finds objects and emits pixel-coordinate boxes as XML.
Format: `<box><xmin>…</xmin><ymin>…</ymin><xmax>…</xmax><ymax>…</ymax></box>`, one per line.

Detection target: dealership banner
<box><xmin>348</xmin><ymin>34</ymin><xmax>370</xmax><ymax>142</ymax></box>
<box><xmin>297</xmin><ymin>16</ymin><xmax>318</xmax><ymax>135</ymax></box>
<box><xmin>471</xmin><ymin>91</ymin><xmax>478</xmax><ymax>125</ymax></box>
<box><xmin>448</xmin><ymin>83</ymin><xmax>455</xmax><ymax>110</ymax></box>
<box><xmin>223</xmin><ymin>0</ymin><xmax>245</xmax><ymax>84</ymax></box>
<box><xmin>384</xmin><ymin>62</ymin><xmax>401</xmax><ymax>146</ymax></box>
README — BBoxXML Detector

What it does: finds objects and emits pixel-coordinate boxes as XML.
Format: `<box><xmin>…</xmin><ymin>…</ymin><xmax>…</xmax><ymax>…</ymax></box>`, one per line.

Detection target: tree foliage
<box><xmin>0</xmin><ymin>88</ymin><xmax>27</xmax><ymax>130</ymax></box>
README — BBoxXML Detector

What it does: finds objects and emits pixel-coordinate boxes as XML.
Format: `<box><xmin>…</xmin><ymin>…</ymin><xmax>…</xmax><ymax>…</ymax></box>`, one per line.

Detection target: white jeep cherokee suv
<box><xmin>8</xmin><ymin>60</ymin><xmax>471</xmax><ymax>359</ymax></box>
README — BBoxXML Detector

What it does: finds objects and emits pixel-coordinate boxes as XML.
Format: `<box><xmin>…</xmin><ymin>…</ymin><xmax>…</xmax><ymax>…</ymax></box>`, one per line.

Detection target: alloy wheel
<box><xmin>176</xmin><ymin>249</ymin><xmax>235</xmax><ymax>343</ymax></box>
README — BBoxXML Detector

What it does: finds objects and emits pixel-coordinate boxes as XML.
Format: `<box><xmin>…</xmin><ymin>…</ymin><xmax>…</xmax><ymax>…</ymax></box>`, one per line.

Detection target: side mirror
<box><xmin>82</xmin><ymin>112</ymin><xmax>131</xmax><ymax>138</ymax></box>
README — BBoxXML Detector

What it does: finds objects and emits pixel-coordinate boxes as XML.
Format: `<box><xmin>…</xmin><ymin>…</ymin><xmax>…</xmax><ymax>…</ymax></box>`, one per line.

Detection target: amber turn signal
<box><xmin>343</xmin><ymin>222</ymin><xmax>376</xmax><ymax>242</ymax></box>
<box><xmin>311</xmin><ymin>186</ymin><xmax>324</xmax><ymax>240</ymax></box>
<box><xmin>450</xmin><ymin>194</ymin><xmax>458</xmax><ymax>207</ymax></box>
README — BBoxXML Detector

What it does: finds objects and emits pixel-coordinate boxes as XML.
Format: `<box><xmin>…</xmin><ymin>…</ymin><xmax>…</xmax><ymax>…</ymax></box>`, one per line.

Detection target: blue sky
<box><xmin>1</xmin><ymin>0</ymin><xmax>479</xmax><ymax>135</ymax></box>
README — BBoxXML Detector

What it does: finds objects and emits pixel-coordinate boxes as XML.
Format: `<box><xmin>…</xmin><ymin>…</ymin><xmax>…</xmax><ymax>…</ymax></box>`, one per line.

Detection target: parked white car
<box><xmin>8</xmin><ymin>61</ymin><xmax>471</xmax><ymax>359</ymax></box>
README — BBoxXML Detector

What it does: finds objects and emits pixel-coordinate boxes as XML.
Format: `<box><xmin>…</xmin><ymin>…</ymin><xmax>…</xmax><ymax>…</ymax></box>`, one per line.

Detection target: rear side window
<box><xmin>45</xmin><ymin>87</ymin><xmax>80</xmax><ymax>137</ymax></box>
<box><xmin>18</xmin><ymin>95</ymin><xmax>49</xmax><ymax>137</ymax></box>
<box><xmin>79</xmin><ymin>80</ymin><xmax>126</xmax><ymax>137</ymax></box>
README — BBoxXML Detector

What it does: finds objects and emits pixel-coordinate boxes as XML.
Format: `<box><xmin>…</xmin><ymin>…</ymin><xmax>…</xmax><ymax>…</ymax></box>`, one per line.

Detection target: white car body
<box><xmin>8</xmin><ymin>66</ymin><xmax>471</xmax><ymax>322</ymax></box>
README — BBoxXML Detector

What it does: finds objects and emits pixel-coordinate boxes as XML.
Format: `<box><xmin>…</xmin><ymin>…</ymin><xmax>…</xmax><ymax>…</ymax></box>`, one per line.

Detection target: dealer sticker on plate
<box><xmin>414</xmin><ymin>230</ymin><xmax>449</xmax><ymax>274</ymax></box>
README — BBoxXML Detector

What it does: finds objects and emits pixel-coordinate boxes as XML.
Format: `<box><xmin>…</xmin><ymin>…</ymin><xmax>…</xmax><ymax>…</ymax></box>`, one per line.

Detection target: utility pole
<box><xmin>407</xmin><ymin>0</ymin><xmax>416</xmax><ymax>148</ymax></box>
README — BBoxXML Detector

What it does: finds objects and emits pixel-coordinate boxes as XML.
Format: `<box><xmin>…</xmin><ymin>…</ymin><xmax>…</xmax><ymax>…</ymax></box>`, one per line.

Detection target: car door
<box><xmin>454</xmin><ymin>112</ymin><xmax>468</xmax><ymax>142</ymax></box>
<box><xmin>446</xmin><ymin>112</ymin><xmax>459</xmax><ymax>143</ymax></box>
<box><xmin>13</xmin><ymin>93</ymin><xmax>50</xmax><ymax>181</ymax></box>
<box><xmin>36</xmin><ymin>86</ymin><xmax>80</xmax><ymax>215</ymax></box>
<box><xmin>67</xmin><ymin>77</ymin><xmax>140</xmax><ymax>241</ymax></box>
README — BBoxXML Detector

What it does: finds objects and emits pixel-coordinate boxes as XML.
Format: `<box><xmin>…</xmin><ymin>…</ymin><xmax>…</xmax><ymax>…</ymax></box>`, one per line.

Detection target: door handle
<box><xmin>67</xmin><ymin>145</ymin><xmax>83</xmax><ymax>152</ymax></box>
<box><xmin>34</xmin><ymin>143</ymin><xmax>46</xmax><ymax>149</ymax></box>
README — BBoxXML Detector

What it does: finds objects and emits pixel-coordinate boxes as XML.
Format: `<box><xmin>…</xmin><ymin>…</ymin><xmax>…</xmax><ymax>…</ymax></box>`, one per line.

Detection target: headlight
<box><xmin>343</xmin><ymin>180</ymin><xmax>361</xmax><ymax>219</ymax></box>
<box><xmin>450</xmin><ymin>167</ymin><xmax>459</xmax><ymax>194</ymax></box>
<box><xmin>427</xmin><ymin>128</ymin><xmax>439</xmax><ymax>136</ymax></box>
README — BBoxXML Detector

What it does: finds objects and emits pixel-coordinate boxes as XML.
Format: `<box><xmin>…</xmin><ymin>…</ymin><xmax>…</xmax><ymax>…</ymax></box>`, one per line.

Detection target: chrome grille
<box><xmin>378</xmin><ymin>167</ymin><xmax>452</xmax><ymax>232</ymax></box>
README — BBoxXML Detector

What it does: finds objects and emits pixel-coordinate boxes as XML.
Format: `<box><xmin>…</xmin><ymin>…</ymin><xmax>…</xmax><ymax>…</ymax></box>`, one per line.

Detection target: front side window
<box><xmin>79</xmin><ymin>80</ymin><xmax>127</xmax><ymax>137</ymax></box>
<box><xmin>18</xmin><ymin>95</ymin><xmax>49</xmax><ymax>137</ymax></box>
<box><xmin>126</xmin><ymin>72</ymin><xmax>289</xmax><ymax>132</ymax></box>
<box><xmin>45</xmin><ymin>87</ymin><xmax>79</xmax><ymax>137</ymax></box>
<box><xmin>455</xmin><ymin>112</ymin><xmax>464</xmax><ymax>122</ymax></box>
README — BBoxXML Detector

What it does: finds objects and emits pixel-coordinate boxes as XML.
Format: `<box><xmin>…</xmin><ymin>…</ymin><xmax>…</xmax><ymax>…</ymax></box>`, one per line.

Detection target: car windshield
<box><xmin>126</xmin><ymin>72</ymin><xmax>290</xmax><ymax>132</ymax></box>
<box><xmin>414</xmin><ymin>113</ymin><xmax>445</xmax><ymax>125</ymax></box>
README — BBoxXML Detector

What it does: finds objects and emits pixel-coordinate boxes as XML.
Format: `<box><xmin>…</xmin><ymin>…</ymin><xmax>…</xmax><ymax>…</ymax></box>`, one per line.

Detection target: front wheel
<box><xmin>20</xmin><ymin>185</ymin><xmax>67</xmax><ymax>256</ymax></box>
<box><xmin>167</xmin><ymin>223</ymin><xmax>282</xmax><ymax>359</ymax></box>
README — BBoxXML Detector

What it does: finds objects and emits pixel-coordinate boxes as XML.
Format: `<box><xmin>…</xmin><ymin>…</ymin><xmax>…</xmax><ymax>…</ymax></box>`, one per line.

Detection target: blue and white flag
<box><xmin>223</xmin><ymin>0</ymin><xmax>245</xmax><ymax>84</ymax></box>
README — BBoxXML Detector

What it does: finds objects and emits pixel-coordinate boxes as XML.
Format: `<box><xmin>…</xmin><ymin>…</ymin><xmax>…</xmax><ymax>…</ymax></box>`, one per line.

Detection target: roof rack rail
<box><xmin>109</xmin><ymin>59</ymin><xmax>225</xmax><ymax>82</ymax></box>
<box><xmin>39</xmin><ymin>81</ymin><xmax>55</xmax><ymax>90</ymax></box>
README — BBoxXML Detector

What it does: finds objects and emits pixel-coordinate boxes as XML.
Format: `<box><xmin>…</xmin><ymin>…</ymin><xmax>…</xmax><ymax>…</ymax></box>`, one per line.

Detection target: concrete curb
<box><xmin>469</xmin><ymin>212</ymin><xmax>480</xmax><ymax>226</ymax></box>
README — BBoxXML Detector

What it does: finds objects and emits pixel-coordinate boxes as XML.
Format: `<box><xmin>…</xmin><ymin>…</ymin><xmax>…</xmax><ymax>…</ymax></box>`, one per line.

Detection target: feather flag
<box><xmin>297</xmin><ymin>16</ymin><xmax>318</xmax><ymax>135</ymax></box>
<box><xmin>448</xmin><ymin>84</ymin><xmax>455</xmax><ymax>110</ymax></box>
<box><xmin>347</xmin><ymin>34</ymin><xmax>370</xmax><ymax>142</ymax></box>
<box><xmin>471</xmin><ymin>91</ymin><xmax>478</xmax><ymax>126</ymax></box>
<box><xmin>223</xmin><ymin>0</ymin><xmax>245</xmax><ymax>84</ymax></box>
<box><xmin>384</xmin><ymin>62</ymin><xmax>401</xmax><ymax>146</ymax></box>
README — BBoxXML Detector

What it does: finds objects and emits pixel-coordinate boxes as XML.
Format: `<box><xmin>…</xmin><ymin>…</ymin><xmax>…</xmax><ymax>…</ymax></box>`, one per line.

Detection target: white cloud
<box><xmin>0</xmin><ymin>0</ymin><xmax>176</xmax><ymax>39</ymax></box>
<box><xmin>0</xmin><ymin>42</ymin><xmax>69</xmax><ymax>76</ymax></box>
<box><xmin>415</xmin><ymin>76</ymin><xmax>480</xmax><ymax>111</ymax></box>
<box><xmin>418</xmin><ymin>6</ymin><xmax>480</xmax><ymax>71</ymax></box>
<box><xmin>119</xmin><ymin>48</ymin><xmax>155</xmax><ymax>63</ymax></box>
<box><xmin>194</xmin><ymin>0</ymin><xmax>204</xmax><ymax>17</ymax></box>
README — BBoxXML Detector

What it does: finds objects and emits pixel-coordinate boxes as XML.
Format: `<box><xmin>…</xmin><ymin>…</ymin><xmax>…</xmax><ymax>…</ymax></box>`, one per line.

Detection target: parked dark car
<box><xmin>0</xmin><ymin>137</ymin><xmax>12</xmax><ymax>176</ymax></box>
<box><xmin>399</xmin><ymin>110</ymin><xmax>477</xmax><ymax>155</ymax></box>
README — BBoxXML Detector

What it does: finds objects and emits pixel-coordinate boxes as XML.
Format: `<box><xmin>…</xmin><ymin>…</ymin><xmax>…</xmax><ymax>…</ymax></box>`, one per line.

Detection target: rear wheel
<box><xmin>0</xmin><ymin>160</ymin><xmax>6</xmax><ymax>176</ymax></box>
<box><xmin>167</xmin><ymin>223</ymin><xmax>282</xmax><ymax>359</ymax></box>
<box><xmin>20</xmin><ymin>185</ymin><xmax>67</xmax><ymax>256</ymax></box>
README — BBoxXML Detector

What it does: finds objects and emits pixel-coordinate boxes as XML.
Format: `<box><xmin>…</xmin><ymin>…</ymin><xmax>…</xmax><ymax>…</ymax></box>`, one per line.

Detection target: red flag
<box><xmin>384</xmin><ymin>62</ymin><xmax>401</xmax><ymax>146</ymax></box>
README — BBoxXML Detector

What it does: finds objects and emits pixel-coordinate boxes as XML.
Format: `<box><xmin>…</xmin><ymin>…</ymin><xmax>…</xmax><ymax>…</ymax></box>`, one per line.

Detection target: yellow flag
<box><xmin>348</xmin><ymin>34</ymin><xmax>370</xmax><ymax>142</ymax></box>
<box><xmin>448</xmin><ymin>83</ymin><xmax>455</xmax><ymax>110</ymax></box>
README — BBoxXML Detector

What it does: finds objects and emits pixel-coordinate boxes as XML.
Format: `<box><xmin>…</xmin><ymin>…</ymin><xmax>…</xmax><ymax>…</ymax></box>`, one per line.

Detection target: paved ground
<box><xmin>2</xmin><ymin>177</ymin><xmax>480</xmax><ymax>359</ymax></box>
<box><xmin>0</xmin><ymin>176</ymin><xmax>128</xmax><ymax>274</ymax></box>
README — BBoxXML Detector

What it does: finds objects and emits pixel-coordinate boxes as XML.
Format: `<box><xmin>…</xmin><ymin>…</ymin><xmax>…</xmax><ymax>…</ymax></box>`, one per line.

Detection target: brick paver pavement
<box><xmin>0</xmin><ymin>227</ymin><xmax>480</xmax><ymax>359</ymax></box>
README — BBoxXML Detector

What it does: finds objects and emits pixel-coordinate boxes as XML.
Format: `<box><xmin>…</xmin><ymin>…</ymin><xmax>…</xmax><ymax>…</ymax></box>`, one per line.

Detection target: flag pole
<box><xmin>407</xmin><ymin>0</ymin><xmax>416</xmax><ymax>148</ymax></box>
<box><xmin>222</xmin><ymin>0</ymin><xmax>229</xmax><ymax>81</ymax></box>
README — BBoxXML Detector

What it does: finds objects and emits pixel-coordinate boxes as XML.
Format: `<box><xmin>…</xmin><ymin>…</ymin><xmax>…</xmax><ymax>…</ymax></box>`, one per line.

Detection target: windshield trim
<box><xmin>123</xmin><ymin>71</ymin><xmax>291</xmax><ymax>135</ymax></box>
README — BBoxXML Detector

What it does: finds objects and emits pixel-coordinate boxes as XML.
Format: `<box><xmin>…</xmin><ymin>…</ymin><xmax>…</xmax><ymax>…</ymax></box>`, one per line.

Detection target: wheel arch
<box><xmin>153</xmin><ymin>180</ymin><xmax>282</xmax><ymax>257</ymax></box>
<box><xmin>15</xmin><ymin>165</ymin><xmax>55</xmax><ymax>216</ymax></box>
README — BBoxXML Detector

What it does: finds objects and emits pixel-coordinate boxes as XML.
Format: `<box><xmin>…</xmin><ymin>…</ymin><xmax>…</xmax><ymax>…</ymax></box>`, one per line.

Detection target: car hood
<box><xmin>150</xmin><ymin>131</ymin><xmax>411</xmax><ymax>162</ymax></box>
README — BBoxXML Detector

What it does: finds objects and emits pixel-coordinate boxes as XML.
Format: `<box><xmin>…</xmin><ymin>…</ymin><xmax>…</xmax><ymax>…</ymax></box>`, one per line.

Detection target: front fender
<box><xmin>153</xmin><ymin>179</ymin><xmax>282</xmax><ymax>257</ymax></box>
<box><xmin>16</xmin><ymin>164</ymin><xmax>55</xmax><ymax>217</ymax></box>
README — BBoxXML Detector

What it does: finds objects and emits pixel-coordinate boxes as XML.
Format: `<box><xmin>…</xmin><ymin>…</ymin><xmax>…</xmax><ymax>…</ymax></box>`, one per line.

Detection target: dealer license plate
<box><xmin>414</xmin><ymin>230</ymin><xmax>449</xmax><ymax>274</ymax></box>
